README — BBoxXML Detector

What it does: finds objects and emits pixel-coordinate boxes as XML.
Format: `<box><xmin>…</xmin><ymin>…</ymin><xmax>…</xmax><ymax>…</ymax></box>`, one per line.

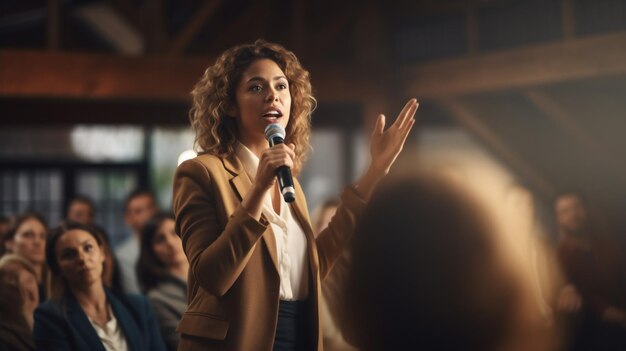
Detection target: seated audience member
<box><xmin>343</xmin><ymin>173</ymin><xmax>557</xmax><ymax>351</ymax></box>
<box><xmin>0</xmin><ymin>254</ymin><xmax>39</xmax><ymax>351</ymax></box>
<box><xmin>0</xmin><ymin>214</ymin><xmax>13</xmax><ymax>238</ymax></box>
<box><xmin>554</xmin><ymin>190</ymin><xmax>626</xmax><ymax>350</ymax></box>
<box><xmin>33</xmin><ymin>221</ymin><xmax>166</xmax><ymax>351</ymax></box>
<box><xmin>311</xmin><ymin>199</ymin><xmax>357</xmax><ymax>351</ymax></box>
<box><xmin>116</xmin><ymin>189</ymin><xmax>158</xmax><ymax>294</ymax></box>
<box><xmin>65</xmin><ymin>195</ymin><xmax>96</xmax><ymax>226</ymax></box>
<box><xmin>0</xmin><ymin>213</ymin><xmax>50</xmax><ymax>301</ymax></box>
<box><xmin>137</xmin><ymin>213</ymin><xmax>188</xmax><ymax>351</ymax></box>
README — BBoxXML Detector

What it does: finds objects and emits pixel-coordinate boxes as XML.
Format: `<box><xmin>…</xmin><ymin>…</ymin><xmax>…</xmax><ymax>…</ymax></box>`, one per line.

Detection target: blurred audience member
<box><xmin>311</xmin><ymin>199</ymin><xmax>357</xmax><ymax>351</ymax></box>
<box><xmin>116</xmin><ymin>189</ymin><xmax>158</xmax><ymax>294</ymax></box>
<box><xmin>137</xmin><ymin>213</ymin><xmax>188</xmax><ymax>351</ymax></box>
<box><xmin>343</xmin><ymin>173</ymin><xmax>557</xmax><ymax>351</ymax></box>
<box><xmin>65</xmin><ymin>195</ymin><xmax>96</xmax><ymax>226</ymax></box>
<box><xmin>0</xmin><ymin>214</ymin><xmax>13</xmax><ymax>238</ymax></box>
<box><xmin>34</xmin><ymin>221</ymin><xmax>166</xmax><ymax>351</ymax></box>
<box><xmin>0</xmin><ymin>254</ymin><xmax>39</xmax><ymax>351</ymax></box>
<box><xmin>554</xmin><ymin>191</ymin><xmax>626</xmax><ymax>350</ymax></box>
<box><xmin>94</xmin><ymin>225</ymin><xmax>125</xmax><ymax>295</ymax></box>
<box><xmin>501</xmin><ymin>184</ymin><xmax>563</xmax><ymax>327</ymax></box>
<box><xmin>0</xmin><ymin>213</ymin><xmax>50</xmax><ymax>301</ymax></box>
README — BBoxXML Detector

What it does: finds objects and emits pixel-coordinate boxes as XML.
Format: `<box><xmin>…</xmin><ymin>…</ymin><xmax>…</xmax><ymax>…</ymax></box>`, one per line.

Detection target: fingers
<box><xmin>393</xmin><ymin>98</ymin><xmax>418</xmax><ymax>130</ymax></box>
<box><xmin>392</xmin><ymin>100</ymin><xmax>418</xmax><ymax>147</ymax></box>
<box><xmin>371</xmin><ymin>114</ymin><xmax>385</xmax><ymax>138</ymax></box>
<box><xmin>399</xmin><ymin>118</ymin><xmax>416</xmax><ymax>146</ymax></box>
<box><xmin>262</xmin><ymin>143</ymin><xmax>295</xmax><ymax>169</ymax></box>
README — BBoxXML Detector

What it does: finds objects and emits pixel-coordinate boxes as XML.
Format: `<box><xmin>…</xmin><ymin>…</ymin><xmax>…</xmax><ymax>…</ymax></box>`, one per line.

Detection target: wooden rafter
<box><xmin>561</xmin><ymin>0</ymin><xmax>575</xmax><ymax>40</ymax></box>
<box><xmin>207</xmin><ymin>1</ymin><xmax>266</xmax><ymax>55</ymax></box>
<box><xmin>0</xmin><ymin>50</ymin><xmax>380</xmax><ymax>103</ymax></box>
<box><xmin>405</xmin><ymin>32</ymin><xmax>626</xmax><ymax>99</ymax></box>
<box><xmin>523</xmin><ymin>89</ymin><xmax>626</xmax><ymax>179</ymax></box>
<box><xmin>0</xmin><ymin>50</ymin><xmax>210</xmax><ymax>101</ymax></box>
<box><xmin>437</xmin><ymin>98</ymin><xmax>555</xmax><ymax>196</ymax></box>
<box><xmin>168</xmin><ymin>0</ymin><xmax>224</xmax><ymax>56</ymax></box>
<box><xmin>47</xmin><ymin>0</ymin><xmax>61</xmax><ymax>50</ymax></box>
<box><xmin>141</xmin><ymin>0</ymin><xmax>167</xmax><ymax>53</ymax></box>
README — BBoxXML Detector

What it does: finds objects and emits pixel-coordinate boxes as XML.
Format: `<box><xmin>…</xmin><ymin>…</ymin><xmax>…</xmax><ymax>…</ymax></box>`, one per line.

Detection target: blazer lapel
<box><xmin>290</xmin><ymin>179</ymin><xmax>320</xmax><ymax>278</ymax></box>
<box><xmin>222</xmin><ymin>154</ymin><xmax>280</xmax><ymax>273</ymax></box>
<box><xmin>107</xmin><ymin>291</ymin><xmax>142</xmax><ymax>351</ymax></box>
<box><xmin>65</xmin><ymin>295</ymin><xmax>107</xmax><ymax>351</ymax></box>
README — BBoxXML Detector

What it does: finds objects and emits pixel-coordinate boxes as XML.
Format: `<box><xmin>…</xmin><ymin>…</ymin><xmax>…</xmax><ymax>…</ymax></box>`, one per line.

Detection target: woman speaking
<box><xmin>173</xmin><ymin>39</ymin><xmax>418</xmax><ymax>351</ymax></box>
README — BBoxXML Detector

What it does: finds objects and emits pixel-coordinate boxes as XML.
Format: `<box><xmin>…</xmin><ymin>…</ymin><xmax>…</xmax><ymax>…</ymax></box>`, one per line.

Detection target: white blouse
<box><xmin>87</xmin><ymin>305</ymin><xmax>129</xmax><ymax>351</ymax></box>
<box><xmin>236</xmin><ymin>143</ymin><xmax>309</xmax><ymax>300</ymax></box>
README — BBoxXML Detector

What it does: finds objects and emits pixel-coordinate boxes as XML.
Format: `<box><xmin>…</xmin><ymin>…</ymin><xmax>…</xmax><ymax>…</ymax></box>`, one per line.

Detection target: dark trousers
<box><xmin>272</xmin><ymin>299</ymin><xmax>312</xmax><ymax>351</ymax></box>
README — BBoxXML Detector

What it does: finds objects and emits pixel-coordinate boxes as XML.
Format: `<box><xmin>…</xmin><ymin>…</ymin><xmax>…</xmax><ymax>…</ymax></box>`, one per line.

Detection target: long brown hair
<box><xmin>0</xmin><ymin>213</ymin><xmax>51</xmax><ymax>299</ymax></box>
<box><xmin>189</xmin><ymin>39</ymin><xmax>315</xmax><ymax>174</ymax></box>
<box><xmin>136</xmin><ymin>213</ymin><xmax>176</xmax><ymax>293</ymax></box>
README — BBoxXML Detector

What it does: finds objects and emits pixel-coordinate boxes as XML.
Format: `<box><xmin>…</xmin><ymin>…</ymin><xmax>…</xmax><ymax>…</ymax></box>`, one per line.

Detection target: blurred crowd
<box><xmin>1</xmin><ymin>171</ymin><xmax>625</xmax><ymax>350</ymax></box>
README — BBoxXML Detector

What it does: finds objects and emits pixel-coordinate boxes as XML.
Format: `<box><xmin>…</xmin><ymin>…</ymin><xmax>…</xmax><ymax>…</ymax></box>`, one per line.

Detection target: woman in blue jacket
<box><xmin>33</xmin><ymin>221</ymin><xmax>166</xmax><ymax>351</ymax></box>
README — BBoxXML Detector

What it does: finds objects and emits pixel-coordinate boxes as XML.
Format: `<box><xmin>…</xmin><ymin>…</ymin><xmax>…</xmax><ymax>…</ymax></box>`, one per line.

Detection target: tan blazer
<box><xmin>172</xmin><ymin>153</ymin><xmax>365</xmax><ymax>351</ymax></box>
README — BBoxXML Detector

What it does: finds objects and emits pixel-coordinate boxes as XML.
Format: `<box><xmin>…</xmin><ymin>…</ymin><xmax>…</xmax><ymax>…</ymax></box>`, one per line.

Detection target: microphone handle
<box><xmin>269</xmin><ymin>137</ymin><xmax>296</xmax><ymax>203</ymax></box>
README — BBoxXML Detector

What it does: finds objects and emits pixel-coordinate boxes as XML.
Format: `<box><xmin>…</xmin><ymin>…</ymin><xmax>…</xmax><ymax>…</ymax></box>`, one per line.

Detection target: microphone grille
<box><xmin>264</xmin><ymin>123</ymin><xmax>286</xmax><ymax>141</ymax></box>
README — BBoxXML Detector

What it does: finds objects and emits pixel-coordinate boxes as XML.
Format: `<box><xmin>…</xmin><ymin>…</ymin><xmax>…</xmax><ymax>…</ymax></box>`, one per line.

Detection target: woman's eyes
<box><xmin>61</xmin><ymin>251</ymin><xmax>76</xmax><ymax>260</ymax></box>
<box><xmin>153</xmin><ymin>235</ymin><xmax>166</xmax><ymax>244</ymax></box>
<box><xmin>249</xmin><ymin>85</ymin><xmax>262</xmax><ymax>92</ymax></box>
<box><xmin>59</xmin><ymin>244</ymin><xmax>94</xmax><ymax>259</ymax></box>
<box><xmin>20</xmin><ymin>231</ymin><xmax>47</xmax><ymax>240</ymax></box>
<box><xmin>248</xmin><ymin>82</ymin><xmax>288</xmax><ymax>92</ymax></box>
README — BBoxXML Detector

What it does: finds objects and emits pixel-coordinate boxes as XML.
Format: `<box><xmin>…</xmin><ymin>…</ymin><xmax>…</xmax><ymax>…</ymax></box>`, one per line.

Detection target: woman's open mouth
<box><xmin>262</xmin><ymin>108</ymin><xmax>283</xmax><ymax>121</ymax></box>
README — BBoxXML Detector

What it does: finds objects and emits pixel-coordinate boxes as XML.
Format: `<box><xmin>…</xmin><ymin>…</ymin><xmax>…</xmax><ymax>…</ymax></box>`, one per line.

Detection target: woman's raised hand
<box><xmin>354</xmin><ymin>98</ymin><xmax>419</xmax><ymax>200</ymax></box>
<box><xmin>369</xmin><ymin>98</ymin><xmax>418</xmax><ymax>175</ymax></box>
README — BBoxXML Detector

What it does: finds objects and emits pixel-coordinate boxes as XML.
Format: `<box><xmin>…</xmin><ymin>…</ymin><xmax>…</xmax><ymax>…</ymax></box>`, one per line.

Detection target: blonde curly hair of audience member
<box><xmin>189</xmin><ymin>39</ymin><xmax>315</xmax><ymax>174</ymax></box>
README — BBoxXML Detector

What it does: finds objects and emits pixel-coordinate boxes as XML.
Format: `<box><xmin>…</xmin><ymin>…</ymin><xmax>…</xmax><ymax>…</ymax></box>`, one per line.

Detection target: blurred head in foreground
<box><xmin>345</xmin><ymin>172</ymin><xmax>557</xmax><ymax>351</ymax></box>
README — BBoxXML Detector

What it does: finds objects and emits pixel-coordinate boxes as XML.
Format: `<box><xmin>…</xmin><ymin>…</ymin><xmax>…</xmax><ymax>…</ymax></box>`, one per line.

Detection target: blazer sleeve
<box><xmin>33</xmin><ymin>303</ymin><xmax>73</xmax><ymax>351</ymax></box>
<box><xmin>315</xmin><ymin>186</ymin><xmax>366</xmax><ymax>281</ymax></box>
<box><xmin>172</xmin><ymin>158</ymin><xmax>269</xmax><ymax>296</ymax></box>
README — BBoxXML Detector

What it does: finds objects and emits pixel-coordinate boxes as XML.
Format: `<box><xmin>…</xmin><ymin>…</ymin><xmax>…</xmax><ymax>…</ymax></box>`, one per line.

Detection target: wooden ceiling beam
<box><xmin>437</xmin><ymin>98</ymin><xmax>556</xmax><ymax>197</ymax></box>
<box><xmin>405</xmin><ymin>31</ymin><xmax>626</xmax><ymax>99</ymax></box>
<box><xmin>0</xmin><ymin>50</ymin><xmax>210</xmax><ymax>101</ymax></box>
<box><xmin>206</xmin><ymin>1</ymin><xmax>266</xmax><ymax>55</ymax></box>
<box><xmin>168</xmin><ymin>0</ymin><xmax>224</xmax><ymax>56</ymax></box>
<box><xmin>523</xmin><ymin>89</ymin><xmax>626</xmax><ymax>180</ymax></box>
<box><xmin>391</xmin><ymin>0</ymin><xmax>508</xmax><ymax>15</ymax></box>
<box><xmin>47</xmin><ymin>0</ymin><xmax>61</xmax><ymax>50</ymax></box>
<box><xmin>0</xmin><ymin>50</ymin><xmax>381</xmax><ymax>104</ymax></box>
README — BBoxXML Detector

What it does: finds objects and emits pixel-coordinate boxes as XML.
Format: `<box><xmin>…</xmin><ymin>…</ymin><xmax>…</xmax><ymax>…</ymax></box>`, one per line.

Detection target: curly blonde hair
<box><xmin>189</xmin><ymin>40</ymin><xmax>315</xmax><ymax>174</ymax></box>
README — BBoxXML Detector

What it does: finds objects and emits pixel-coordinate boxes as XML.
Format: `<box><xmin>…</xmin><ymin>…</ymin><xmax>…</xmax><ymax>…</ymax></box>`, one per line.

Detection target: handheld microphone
<box><xmin>264</xmin><ymin>124</ymin><xmax>296</xmax><ymax>203</ymax></box>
